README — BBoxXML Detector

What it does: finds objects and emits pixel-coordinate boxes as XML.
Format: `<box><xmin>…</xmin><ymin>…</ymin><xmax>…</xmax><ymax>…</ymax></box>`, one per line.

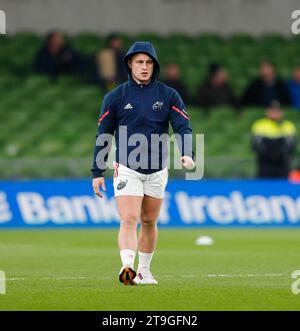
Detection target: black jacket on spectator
<box><xmin>34</xmin><ymin>45</ymin><xmax>82</xmax><ymax>79</ymax></box>
<box><xmin>115</xmin><ymin>49</ymin><xmax>128</xmax><ymax>84</ymax></box>
<box><xmin>163</xmin><ymin>79</ymin><xmax>189</xmax><ymax>104</ymax></box>
<box><xmin>251</xmin><ymin>116</ymin><xmax>297</xmax><ymax>178</ymax></box>
<box><xmin>194</xmin><ymin>80</ymin><xmax>239</xmax><ymax>110</ymax></box>
<box><xmin>242</xmin><ymin>78</ymin><xmax>291</xmax><ymax>107</ymax></box>
<box><xmin>252</xmin><ymin>136</ymin><xmax>296</xmax><ymax>178</ymax></box>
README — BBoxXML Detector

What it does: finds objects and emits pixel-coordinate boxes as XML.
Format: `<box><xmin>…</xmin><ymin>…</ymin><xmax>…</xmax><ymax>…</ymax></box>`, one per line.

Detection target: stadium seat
<box><xmin>135</xmin><ymin>32</ymin><xmax>163</xmax><ymax>45</ymax></box>
<box><xmin>72</xmin><ymin>33</ymin><xmax>105</xmax><ymax>55</ymax></box>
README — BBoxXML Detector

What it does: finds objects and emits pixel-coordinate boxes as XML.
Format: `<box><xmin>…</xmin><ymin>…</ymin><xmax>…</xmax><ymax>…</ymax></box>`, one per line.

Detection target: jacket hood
<box><xmin>124</xmin><ymin>41</ymin><xmax>160</xmax><ymax>80</ymax></box>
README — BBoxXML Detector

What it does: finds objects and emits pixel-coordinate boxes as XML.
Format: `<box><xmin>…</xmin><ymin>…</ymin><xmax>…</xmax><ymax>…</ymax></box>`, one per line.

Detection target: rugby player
<box><xmin>92</xmin><ymin>41</ymin><xmax>194</xmax><ymax>285</ymax></box>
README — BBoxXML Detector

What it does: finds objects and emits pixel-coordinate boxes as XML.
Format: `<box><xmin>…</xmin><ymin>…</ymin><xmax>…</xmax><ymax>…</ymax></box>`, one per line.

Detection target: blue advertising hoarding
<box><xmin>0</xmin><ymin>179</ymin><xmax>300</xmax><ymax>228</ymax></box>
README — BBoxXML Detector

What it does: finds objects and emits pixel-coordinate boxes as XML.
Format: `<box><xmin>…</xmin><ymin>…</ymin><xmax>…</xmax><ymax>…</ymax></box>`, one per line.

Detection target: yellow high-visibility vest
<box><xmin>251</xmin><ymin>118</ymin><xmax>297</xmax><ymax>138</ymax></box>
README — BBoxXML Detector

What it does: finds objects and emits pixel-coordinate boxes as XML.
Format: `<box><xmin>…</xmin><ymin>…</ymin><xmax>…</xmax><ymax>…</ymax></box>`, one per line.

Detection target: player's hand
<box><xmin>92</xmin><ymin>177</ymin><xmax>106</xmax><ymax>198</ymax></box>
<box><xmin>181</xmin><ymin>156</ymin><xmax>195</xmax><ymax>170</ymax></box>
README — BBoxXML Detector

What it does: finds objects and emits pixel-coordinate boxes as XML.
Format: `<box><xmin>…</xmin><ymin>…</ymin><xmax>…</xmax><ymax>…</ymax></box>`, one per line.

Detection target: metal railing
<box><xmin>0</xmin><ymin>156</ymin><xmax>257</xmax><ymax>180</ymax></box>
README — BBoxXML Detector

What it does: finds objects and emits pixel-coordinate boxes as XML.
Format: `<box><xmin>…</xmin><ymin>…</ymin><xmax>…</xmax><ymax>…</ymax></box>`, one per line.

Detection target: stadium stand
<box><xmin>1</xmin><ymin>32</ymin><xmax>300</xmax><ymax>179</ymax></box>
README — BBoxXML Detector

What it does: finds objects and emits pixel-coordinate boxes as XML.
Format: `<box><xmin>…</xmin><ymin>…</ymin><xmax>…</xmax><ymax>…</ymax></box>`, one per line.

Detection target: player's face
<box><xmin>128</xmin><ymin>53</ymin><xmax>154</xmax><ymax>84</ymax></box>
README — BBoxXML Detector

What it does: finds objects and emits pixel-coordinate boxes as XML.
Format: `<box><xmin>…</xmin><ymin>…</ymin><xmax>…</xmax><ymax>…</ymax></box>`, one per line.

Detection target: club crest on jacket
<box><xmin>152</xmin><ymin>101</ymin><xmax>163</xmax><ymax>111</ymax></box>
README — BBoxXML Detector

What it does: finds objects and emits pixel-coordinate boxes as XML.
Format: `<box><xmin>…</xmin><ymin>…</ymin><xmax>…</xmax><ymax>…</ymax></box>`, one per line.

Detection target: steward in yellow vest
<box><xmin>251</xmin><ymin>104</ymin><xmax>297</xmax><ymax>178</ymax></box>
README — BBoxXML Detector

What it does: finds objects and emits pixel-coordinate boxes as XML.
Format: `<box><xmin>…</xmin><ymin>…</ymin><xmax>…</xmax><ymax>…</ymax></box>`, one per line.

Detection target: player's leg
<box><xmin>113</xmin><ymin>163</ymin><xmax>144</xmax><ymax>285</ymax></box>
<box><xmin>135</xmin><ymin>167</ymin><xmax>168</xmax><ymax>284</ymax></box>
<box><xmin>116</xmin><ymin>195</ymin><xmax>143</xmax><ymax>285</ymax></box>
<box><xmin>135</xmin><ymin>196</ymin><xmax>163</xmax><ymax>285</ymax></box>
<box><xmin>116</xmin><ymin>195</ymin><xmax>143</xmax><ymax>255</ymax></box>
<box><xmin>139</xmin><ymin>195</ymin><xmax>163</xmax><ymax>253</ymax></box>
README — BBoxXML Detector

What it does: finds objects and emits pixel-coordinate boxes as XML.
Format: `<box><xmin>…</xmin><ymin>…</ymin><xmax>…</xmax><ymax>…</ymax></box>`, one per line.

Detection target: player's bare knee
<box><xmin>140</xmin><ymin>215</ymin><xmax>157</xmax><ymax>227</ymax></box>
<box><xmin>120</xmin><ymin>212</ymin><xmax>139</xmax><ymax>227</ymax></box>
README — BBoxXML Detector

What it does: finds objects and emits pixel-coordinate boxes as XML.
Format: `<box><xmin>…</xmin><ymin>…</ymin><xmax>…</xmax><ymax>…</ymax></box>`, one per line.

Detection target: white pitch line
<box><xmin>6</xmin><ymin>277</ymin><xmax>26</xmax><ymax>281</ymax></box>
<box><xmin>181</xmin><ymin>273</ymin><xmax>287</xmax><ymax>278</ymax></box>
<box><xmin>41</xmin><ymin>276</ymin><xmax>88</xmax><ymax>280</ymax></box>
<box><xmin>5</xmin><ymin>273</ymin><xmax>288</xmax><ymax>281</ymax></box>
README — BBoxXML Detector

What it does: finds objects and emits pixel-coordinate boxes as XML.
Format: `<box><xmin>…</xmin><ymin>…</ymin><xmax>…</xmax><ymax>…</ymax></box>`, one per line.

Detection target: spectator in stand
<box><xmin>242</xmin><ymin>61</ymin><xmax>291</xmax><ymax>107</ymax></box>
<box><xmin>92</xmin><ymin>34</ymin><xmax>127</xmax><ymax>91</ymax></box>
<box><xmin>34</xmin><ymin>31</ymin><xmax>82</xmax><ymax>80</ymax></box>
<box><xmin>163</xmin><ymin>62</ymin><xmax>189</xmax><ymax>103</ymax></box>
<box><xmin>287</xmin><ymin>65</ymin><xmax>300</xmax><ymax>110</ymax></box>
<box><xmin>107</xmin><ymin>34</ymin><xmax>127</xmax><ymax>84</ymax></box>
<box><xmin>193</xmin><ymin>64</ymin><xmax>239</xmax><ymax>111</ymax></box>
<box><xmin>251</xmin><ymin>102</ymin><xmax>297</xmax><ymax>178</ymax></box>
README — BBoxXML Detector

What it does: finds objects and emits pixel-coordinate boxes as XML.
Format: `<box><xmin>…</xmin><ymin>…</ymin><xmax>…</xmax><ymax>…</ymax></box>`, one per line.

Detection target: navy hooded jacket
<box><xmin>91</xmin><ymin>41</ymin><xmax>193</xmax><ymax>178</ymax></box>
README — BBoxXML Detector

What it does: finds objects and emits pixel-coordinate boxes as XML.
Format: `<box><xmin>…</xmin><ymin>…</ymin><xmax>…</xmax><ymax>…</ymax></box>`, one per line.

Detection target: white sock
<box><xmin>138</xmin><ymin>251</ymin><xmax>154</xmax><ymax>270</ymax></box>
<box><xmin>120</xmin><ymin>249</ymin><xmax>136</xmax><ymax>269</ymax></box>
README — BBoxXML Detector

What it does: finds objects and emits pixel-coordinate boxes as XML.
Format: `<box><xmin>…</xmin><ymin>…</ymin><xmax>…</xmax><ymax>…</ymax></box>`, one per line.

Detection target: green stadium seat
<box><xmin>227</xmin><ymin>33</ymin><xmax>256</xmax><ymax>46</ymax></box>
<box><xmin>260</xmin><ymin>34</ymin><xmax>288</xmax><ymax>47</ymax></box>
<box><xmin>196</xmin><ymin>33</ymin><xmax>224</xmax><ymax>47</ymax></box>
<box><xmin>72</xmin><ymin>33</ymin><xmax>104</xmax><ymax>55</ymax></box>
<box><xmin>283</xmin><ymin>108</ymin><xmax>300</xmax><ymax>121</ymax></box>
<box><xmin>241</xmin><ymin>108</ymin><xmax>265</xmax><ymax>124</ymax></box>
<box><xmin>24</xmin><ymin>75</ymin><xmax>51</xmax><ymax>90</ymax></box>
<box><xmin>135</xmin><ymin>32</ymin><xmax>163</xmax><ymax>45</ymax></box>
<box><xmin>0</xmin><ymin>74</ymin><xmax>22</xmax><ymax>90</ymax></box>
<box><xmin>11</xmin><ymin>32</ymin><xmax>41</xmax><ymax>45</ymax></box>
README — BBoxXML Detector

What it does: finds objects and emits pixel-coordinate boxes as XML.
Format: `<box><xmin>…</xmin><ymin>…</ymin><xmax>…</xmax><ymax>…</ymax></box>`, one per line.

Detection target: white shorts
<box><xmin>113</xmin><ymin>162</ymin><xmax>168</xmax><ymax>199</ymax></box>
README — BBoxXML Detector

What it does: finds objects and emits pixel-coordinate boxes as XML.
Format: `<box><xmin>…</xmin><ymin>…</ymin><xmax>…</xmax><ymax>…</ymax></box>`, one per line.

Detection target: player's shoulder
<box><xmin>156</xmin><ymin>81</ymin><xmax>179</xmax><ymax>97</ymax></box>
<box><xmin>157</xmin><ymin>81</ymin><xmax>178</xmax><ymax>94</ymax></box>
<box><xmin>103</xmin><ymin>81</ymin><xmax>129</xmax><ymax>105</ymax></box>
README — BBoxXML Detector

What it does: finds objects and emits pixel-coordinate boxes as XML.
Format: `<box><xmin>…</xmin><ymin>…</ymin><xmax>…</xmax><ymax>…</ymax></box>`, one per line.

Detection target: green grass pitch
<box><xmin>0</xmin><ymin>228</ymin><xmax>299</xmax><ymax>310</ymax></box>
